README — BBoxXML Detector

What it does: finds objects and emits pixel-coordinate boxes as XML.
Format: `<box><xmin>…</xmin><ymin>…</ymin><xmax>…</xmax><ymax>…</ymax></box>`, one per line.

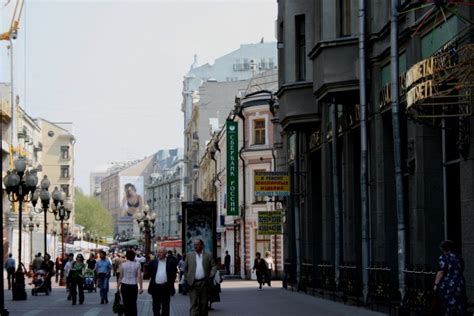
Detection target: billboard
<box><xmin>182</xmin><ymin>201</ymin><xmax>217</xmax><ymax>260</ymax></box>
<box><xmin>254</xmin><ymin>172</ymin><xmax>290</xmax><ymax>196</ymax></box>
<box><xmin>119</xmin><ymin>176</ymin><xmax>144</xmax><ymax>217</ymax></box>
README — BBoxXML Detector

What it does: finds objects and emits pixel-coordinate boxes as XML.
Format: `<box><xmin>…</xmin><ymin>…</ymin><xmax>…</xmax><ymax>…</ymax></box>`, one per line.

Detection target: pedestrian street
<box><xmin>3</xmin><ymin>279</ymin><xmax>385</xmax><ymax>316</ymax></box>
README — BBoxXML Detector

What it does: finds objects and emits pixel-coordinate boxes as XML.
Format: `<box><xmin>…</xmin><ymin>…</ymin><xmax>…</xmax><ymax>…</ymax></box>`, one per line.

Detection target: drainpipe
<box><xmin>331</xmin><ymin>102</ymin><xmax>341</xmax><ymax>289</ymax></box>
<box><xmin>236</xmin><ymin>105</ymin><xmax>247</xmax><ymax>278</ymax></box>
<box><xmin>293</xmin><ymin>131</ymin><xmax>302</xmax><ymax>286</ymax></box>
<box><xmin>359</xmin><ymin>0</ymin><xmax>370</xmax><ymax>303</ymax></box>
<box><xmin>391</xmin><ymin>0</ymin><xmax>407</xmax><ymax>305</ymax></box>
<box><xmin>271</xmin><ymin>147</ymin><xmax>278</xmax><ymax>275</ymax></box>
<box><xmin>441</xmin><ymin>119</ymin><xmax>448</xmax><ymax>240</ymax></box>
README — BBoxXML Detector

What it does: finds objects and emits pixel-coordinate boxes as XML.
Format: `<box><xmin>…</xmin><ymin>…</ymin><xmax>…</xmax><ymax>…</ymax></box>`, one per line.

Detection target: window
<box><xmin>339</xmin><ymin>0</ymin><xmax>352</xmax><ymax>37</ymax></box>
<box><xmin>254</xmin><ymin>170</ymin><xmax>266</xmax><ymax>204</ymax></box>
<box><xmin>243</xmin><ymin>59</ymin><xmax>250</xmax><ymax>71</ymax></box>
<box><xmin>254</xmin><ymin>119</ymin><xmax>266</xmax><ymax>145</ymax></box>
<box><xmin>60</xmin><ymin>184</ymin><xmax>70</xmax><ymax>197</ymax></box>
<box><xmin>60</xmin><ymin>146</ymin><xmax>69</xmax><ymax>159</ymax></box>
<box><xmin>60</xmin><ymin>165</ymin><xmax>70</xmax><ymax>179</ymax></box>
<box><xmin>295</xmin><ymin>14</ymin><xmax>306</xmax><ymax>81</ymax></box>
<box><xmin>259</xmin><ymin>58</ymin><xmax>267</xmax><ymax>70</ymax></box>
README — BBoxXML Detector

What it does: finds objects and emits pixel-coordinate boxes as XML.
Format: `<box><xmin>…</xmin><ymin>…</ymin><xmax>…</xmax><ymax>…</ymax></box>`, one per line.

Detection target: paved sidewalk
<box><xmin>3</xmin><ymin>278</ymin><xmax>386</xmax><ymax>315</ymax></box>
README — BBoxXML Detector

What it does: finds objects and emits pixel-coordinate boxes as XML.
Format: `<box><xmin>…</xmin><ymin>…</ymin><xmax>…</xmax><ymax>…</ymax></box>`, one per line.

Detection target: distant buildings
<box><xmin>146</xmin><ymin>149</ymin><xmax>184</xmax><ymax>240</ymax></box>
<box><xmin>96</xmin><ymin>149</ymin><xmax>184</xmax><ymax>239</ymax></box>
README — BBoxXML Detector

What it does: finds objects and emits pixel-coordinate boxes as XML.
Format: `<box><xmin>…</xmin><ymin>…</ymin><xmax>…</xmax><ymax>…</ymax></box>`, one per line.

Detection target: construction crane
<box><xmin>0</xmin><ymin>0</ymin><xmax>25</xmax><ymax>41</ymax></box>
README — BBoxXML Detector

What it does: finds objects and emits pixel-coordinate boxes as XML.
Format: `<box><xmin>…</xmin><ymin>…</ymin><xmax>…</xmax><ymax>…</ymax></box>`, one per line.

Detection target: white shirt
<box><xmin>195</xmin><ymin>253</ymin><xmax>205</xmax><ymax>280</ymax></box>
<box><xmin>64</xmin><ymin>260</ymin><xmax>73</xmax><ymax>277</ymax></box>
<box><xmin>120</xmin><ymin>261</ymin><xmax>141</xmax><ymax>285</ymax></box>
<box><xmin>155</xmin><ymin>260</ymin><xmax>167</xmax><ymax>284</ymax></box>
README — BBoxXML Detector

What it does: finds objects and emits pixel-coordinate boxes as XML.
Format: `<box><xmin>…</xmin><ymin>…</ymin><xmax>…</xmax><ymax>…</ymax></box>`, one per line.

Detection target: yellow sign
<box><xmin>254</xmin><ymin>172</ymin><xmax>289</xmax><ymax>196</ymax></box>
<box><xmin>258</xmin><ymin>211</ymin><xmax>282</xmax><ymax>235</ymax></box>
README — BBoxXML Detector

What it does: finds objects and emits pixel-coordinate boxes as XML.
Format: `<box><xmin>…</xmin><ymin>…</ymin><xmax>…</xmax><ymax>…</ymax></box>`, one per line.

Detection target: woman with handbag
<box><xmin>117</xmin><ymin>250</ymin><xmax>143</xmax><ymax>316</ymax></box>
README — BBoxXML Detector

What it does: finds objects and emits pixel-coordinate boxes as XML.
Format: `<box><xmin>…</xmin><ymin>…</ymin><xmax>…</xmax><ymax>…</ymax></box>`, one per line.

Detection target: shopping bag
<box><xmin>112</xmin><ymin>291</ymin><xmax>124</xmax><ymax>314</ymax></box>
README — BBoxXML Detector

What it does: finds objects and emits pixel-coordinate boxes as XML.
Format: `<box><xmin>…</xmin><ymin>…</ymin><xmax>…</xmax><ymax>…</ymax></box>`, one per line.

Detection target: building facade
<box><xmin>277</xmin><ymin>0</ymin><xmax>474</xmax><ymax>307</ymax></box>
<box><xmin>145</xmin><ymin>148</ymin><xmax>184</xmax><ymax>241</ymax></box>
<box><xmin>182</xmin><ymin>41</ymin><xmax>277</xmax><ymax>202</ymax></box>
<box><xmin>204</xmin><ymin>70</ymin><xmax>284</xmax><ymax>278</ymax></box>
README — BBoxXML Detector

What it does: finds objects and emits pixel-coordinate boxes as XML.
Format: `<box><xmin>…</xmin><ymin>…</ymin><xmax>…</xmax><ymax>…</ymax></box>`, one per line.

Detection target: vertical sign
<box><xmin>226</xmin><ymin>120</ymin><xmax>239</xmax><ymax>216</ymax></box>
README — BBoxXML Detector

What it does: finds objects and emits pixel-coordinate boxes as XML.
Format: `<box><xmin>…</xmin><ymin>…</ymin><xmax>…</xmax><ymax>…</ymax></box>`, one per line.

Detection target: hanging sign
<box><xmin>254</xmin><ymin>172</ymin><xmax>290</xmax><ymax>196</ymax></box>
<box><xmin>258</xmin><ymin>211</ymin><xmax>282</xmax><ymax>235</ymax></box>
<box><xmin>226</xmin><ymin>120</ymin><xmax>239</xmax><ymax>216</ymax></box>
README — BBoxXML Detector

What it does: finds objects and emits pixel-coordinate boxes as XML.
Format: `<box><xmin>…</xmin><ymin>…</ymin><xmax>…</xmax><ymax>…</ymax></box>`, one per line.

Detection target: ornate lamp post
<box><xmin>3</xmin><ymin>156</ymin><xmax>38</xmax><ymax>300</ymax></box>
<box><xmin>51</xmin><ymin>186</ymin><xmax>72</xmax><ymax>286</ymax></box>
<box><xmin>134</xmin><ymin>205</ymin><xmax>156</xmax><ymax>258</ymax></box>
<box><xmin>31</xmin><ymin>175</ymin><xmax>54</xmax><ymax>256</ymax></box>
<box><xmin>22</xmin><ymin>212</ymin><xmax>40</xmax><ymax>265</ymax></box>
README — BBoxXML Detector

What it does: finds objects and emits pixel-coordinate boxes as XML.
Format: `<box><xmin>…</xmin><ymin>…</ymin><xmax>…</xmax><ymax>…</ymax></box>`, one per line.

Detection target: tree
<box><xmin>74</xmin><ymin>187</ymin><xmax>113</xmax><ymax>238</ymax></box>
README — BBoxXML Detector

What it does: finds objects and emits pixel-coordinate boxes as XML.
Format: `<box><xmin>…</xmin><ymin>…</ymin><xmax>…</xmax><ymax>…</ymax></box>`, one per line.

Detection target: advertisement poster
<box><xmin>119</xmin><ymin>176</ymin><xmax>144</xmax><ymax>217</ymax></box>
<box><xmin>182</xmin><ymin>201</ymin><xmax>217</xmax><ymax>259</ymax></box>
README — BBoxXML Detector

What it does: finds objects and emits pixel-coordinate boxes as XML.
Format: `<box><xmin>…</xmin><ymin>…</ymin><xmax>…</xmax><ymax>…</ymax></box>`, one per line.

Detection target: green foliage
<box><xmin>74</xmin><ymin>187</ymin><xmax>113</xmax><ymax>237</ymax></box>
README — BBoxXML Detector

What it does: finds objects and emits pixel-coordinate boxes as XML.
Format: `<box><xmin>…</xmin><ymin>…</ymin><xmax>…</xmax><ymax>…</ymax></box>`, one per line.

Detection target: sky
<box><xmin>0</xmin><ymin>0</ymin><xmax>277</xmax><ymax>193</ymax></box>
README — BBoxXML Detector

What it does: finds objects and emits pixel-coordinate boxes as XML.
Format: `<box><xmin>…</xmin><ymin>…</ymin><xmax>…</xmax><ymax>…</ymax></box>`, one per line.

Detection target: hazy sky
<box><xmin>0</xmin><ymin>0</ymin><xmax>277</xmax><ymax>193</ymax></box>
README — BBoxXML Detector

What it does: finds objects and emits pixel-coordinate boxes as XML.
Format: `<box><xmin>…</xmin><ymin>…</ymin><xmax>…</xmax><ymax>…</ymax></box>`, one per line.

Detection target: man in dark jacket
<box><xmin>148</xmin><ymin>247</ymin><xmax>178</xmax><ymax>316</ymax></box>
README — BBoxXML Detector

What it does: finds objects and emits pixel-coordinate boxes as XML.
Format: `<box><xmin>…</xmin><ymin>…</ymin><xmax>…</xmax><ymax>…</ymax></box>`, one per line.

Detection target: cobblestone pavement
<box><xmin>3</xmin><ymin>278</ymin><xmax>386</xmax><ymax>315</ymax></box>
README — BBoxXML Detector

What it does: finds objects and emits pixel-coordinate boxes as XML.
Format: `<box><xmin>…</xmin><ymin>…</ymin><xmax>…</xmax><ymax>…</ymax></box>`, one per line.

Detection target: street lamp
<box><xmin>3</xmin><ymin>156</ymin><xmax>38</xmax><ymax>300</ymax></box>
<box><xmin>51</xmin><ymin>186</ymin><xmax>72</xmax><ymax>286</ymax></box>
<box><xmin>133</xmin><ymin>205</ymin><xmax>156</xmax><ymax>258</ymax></box>
<box><xmin>22</xmin><ymin>212</ymin><xmax>40</xmax><ymax>265</ymax></box>
<box><xmin>31</xmin><ymin>175</ymin><xmax>54</xmax><ymax>257</ymax></box>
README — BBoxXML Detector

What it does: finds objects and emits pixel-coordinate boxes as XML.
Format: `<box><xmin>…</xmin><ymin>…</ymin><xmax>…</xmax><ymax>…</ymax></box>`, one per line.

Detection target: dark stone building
<box><xmin>276</xmin><ymin>0</ymin><xmax>474</xmax><ymax>308</ymax></box>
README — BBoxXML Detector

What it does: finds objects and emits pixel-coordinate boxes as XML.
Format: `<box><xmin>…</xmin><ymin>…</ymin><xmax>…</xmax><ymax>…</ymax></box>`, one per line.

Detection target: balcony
<box><xmin>0</xmin><ymin>99</ymin><xmax>11</xmax><ymax>121</ymax></box>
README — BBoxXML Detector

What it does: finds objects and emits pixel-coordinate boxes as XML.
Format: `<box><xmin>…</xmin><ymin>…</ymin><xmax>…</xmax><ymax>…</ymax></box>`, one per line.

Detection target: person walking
<box><xmin>86</xmin><ymin>253</ymin><xmax>97</xmax><ymax>286</ymax></box>
<box><xmin>433</xmin><ymin>240</ymin><xmax>467</xmax><ymax>315</ymax></box>
<box><xmin>148</xmin><ymin>247</ymin><xmax>178</xmax><ymax>316</ymax></box>
<box><xmin>70</xmin><ymin>253</ymin><xmax>86</xmax><ymax>305</ymax></box>
<box><xmin>96</xmin><ymin>250</ymin><xmax>112</xmax><ymax>304</ymax></box>
<box><xmin>263</xmin><ymin>251</ymin><xmax>274</xmax><ymax>287</ymax></box>
<box><xmin>224</xmin><ymin>251</ymin><xmax>231</xmax><ymax>275</ymax></box>
<box><xmin>178</xmin><ymin>254</ymin><xmax>187</xmax><ymax>295</ymax></box>
<box><xmin>113</xmin><ymin>253</ymin><xmax>125</xmax><ymax>283</ymax></box>
<box><xmin>184</xmin><ymin>239</ymin><xmax>217</xmax><ymax>316</ymax></box>
<box><xmin>32</xmin><ymin>252</ymin><xmax>44</xmax><ymax>273</ymax></box>
<box><xmin>40</xmin><ymin>253</ymin><xmax>55</xmax><ymax>292</ymax></box>
<box><xmin>54</xmin><ymin>256</ymin><xmax>62</xmax><ymax>283</ymax></box>
<box><xmin>252</xmin><ymin>252</ymin><xmax>267</xmax><ymax>290</ymax></box>
<box><xmin>118</xmin><ymin>249</ymin><xmax>143</xmax><ymax>316</ymax></box>
<box><xmin>5</xmin><ymin>253</ymin><xmax>16</xmax><ymax>290</ymax></box>
<box><xmin>63</xmin><ymin>253</ymin><xmax>74</xmax><ymax>300</ymax></box>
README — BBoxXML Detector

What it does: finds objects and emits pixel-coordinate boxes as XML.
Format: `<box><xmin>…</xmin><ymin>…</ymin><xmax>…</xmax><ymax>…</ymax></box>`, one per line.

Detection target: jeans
<box><xmin>98</xmin><ymin>273</ymin><xmax>110</xmax><ymax>301</ymax></box>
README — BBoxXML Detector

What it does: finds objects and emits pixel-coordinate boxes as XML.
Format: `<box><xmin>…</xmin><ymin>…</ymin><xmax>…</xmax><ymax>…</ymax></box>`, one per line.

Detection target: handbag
<box><xmin>112</xmin><ymin>291</ymin><xmax>124</xmax><ymax>314</ymax></box>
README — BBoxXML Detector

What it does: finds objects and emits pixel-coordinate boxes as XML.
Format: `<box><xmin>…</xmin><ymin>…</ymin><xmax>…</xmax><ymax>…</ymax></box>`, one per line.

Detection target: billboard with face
<box><xmin>120</xmin><ymin>176</ymin><xmax>144</xmax><ymax>217</ymax></box>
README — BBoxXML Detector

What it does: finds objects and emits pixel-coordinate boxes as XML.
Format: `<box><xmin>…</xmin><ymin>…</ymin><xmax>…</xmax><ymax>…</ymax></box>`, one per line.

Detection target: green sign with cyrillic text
<box><xmin>226</xmin><ymin>120</ymin><xmax>239</xmax><ymax>216</ymax></box>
